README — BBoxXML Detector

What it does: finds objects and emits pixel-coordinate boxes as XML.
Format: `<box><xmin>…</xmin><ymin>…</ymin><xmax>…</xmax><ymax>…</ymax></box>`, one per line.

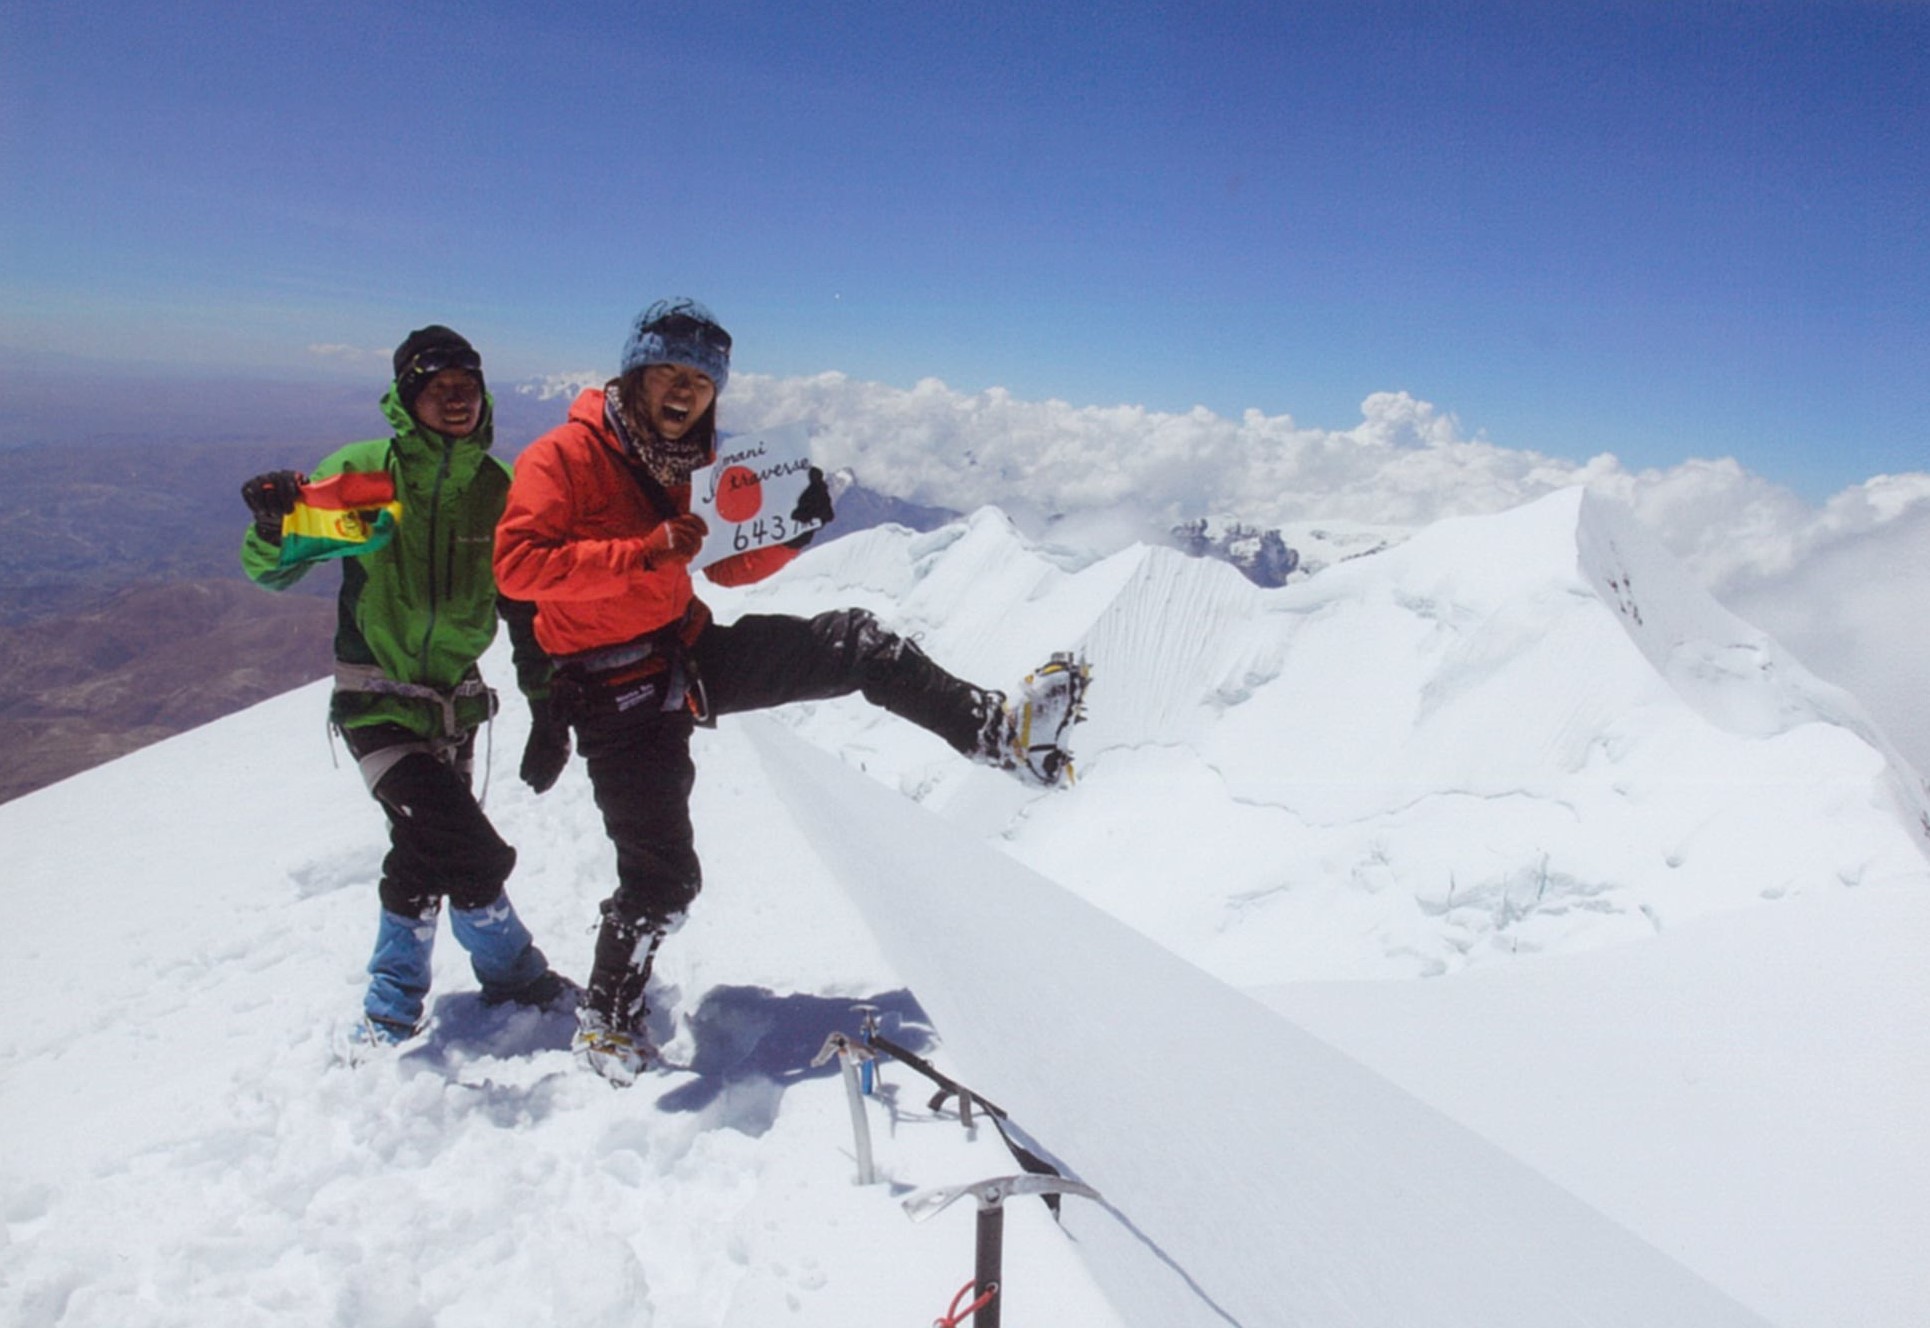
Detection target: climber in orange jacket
<box><xmin>494</xmin><ymin>298</ymin><xmax>1088</xmax><ymax>1085</ymax></box>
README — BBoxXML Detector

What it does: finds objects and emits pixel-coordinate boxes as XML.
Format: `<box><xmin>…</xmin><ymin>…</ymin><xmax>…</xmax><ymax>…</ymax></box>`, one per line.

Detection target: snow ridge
<box><xmin>720</xmin><ymin>487</ymin><xmax>1929</xmax><ymax>984</ymax></box>
<box><xmin>752</xmin><ymin>717</ymin><xmax>1775</xmax><ymax>1328</ymax></box>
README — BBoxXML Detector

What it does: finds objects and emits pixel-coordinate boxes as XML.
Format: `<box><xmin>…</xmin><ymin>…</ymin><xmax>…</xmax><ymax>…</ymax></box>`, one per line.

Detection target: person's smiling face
<box><xmin>412</xmin><ymin>369</ymin><xmax>483</xmax><ymax>438</ymax></box>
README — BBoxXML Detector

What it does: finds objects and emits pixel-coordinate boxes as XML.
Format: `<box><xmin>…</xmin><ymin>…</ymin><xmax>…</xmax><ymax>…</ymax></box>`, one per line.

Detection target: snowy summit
<box><xmin>4</xmin><ymin>488</ymin><xmax>1926</xmax><ymax>1326</ymax></box>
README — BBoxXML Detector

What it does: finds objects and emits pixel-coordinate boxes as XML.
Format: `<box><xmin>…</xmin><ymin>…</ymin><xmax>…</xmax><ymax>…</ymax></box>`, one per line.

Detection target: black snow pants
<box><xmin>342</xmin><ymin>723</ymin><xmax>518</xmax><ymax>918</ymax></box>
<box><xmin>568</xmin><ymin>608</ymin><xmax>995</xmax><ymax>1023</ymax></box>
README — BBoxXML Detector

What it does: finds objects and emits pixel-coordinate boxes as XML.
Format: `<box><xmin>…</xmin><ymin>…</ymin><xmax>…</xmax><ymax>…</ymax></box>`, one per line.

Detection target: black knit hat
<box><xmin>393</xmin><ymin>325</ymin><xmax>484</xmax><ymax>415</ymax></box>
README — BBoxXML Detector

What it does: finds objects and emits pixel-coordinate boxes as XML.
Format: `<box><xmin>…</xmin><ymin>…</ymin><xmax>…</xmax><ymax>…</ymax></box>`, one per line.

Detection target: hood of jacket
<box><xmin>380</xmin><ymin>383</ymin><xmax>497</xmax><ymax>494</ymax></box>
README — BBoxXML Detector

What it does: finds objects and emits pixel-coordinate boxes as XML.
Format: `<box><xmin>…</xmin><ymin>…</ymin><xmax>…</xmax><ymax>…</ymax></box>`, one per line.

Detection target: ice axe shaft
<box><xmin>974</xmin><ymin>1204</ymin><xmax>1004</xmax><ymax>1328</ymax></box>
<box><xmin>811</xmin><ymin>1031</ymin><xmax>879</xmax><ymax>1184</ymax></box>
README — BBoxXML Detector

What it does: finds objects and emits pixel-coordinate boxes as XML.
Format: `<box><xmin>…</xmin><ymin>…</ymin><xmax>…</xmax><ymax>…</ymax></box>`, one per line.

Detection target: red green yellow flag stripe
<box><xmin>278</xmin><ymin>472</ymin><xmax>403</xmax><ymax>565</ymax></box>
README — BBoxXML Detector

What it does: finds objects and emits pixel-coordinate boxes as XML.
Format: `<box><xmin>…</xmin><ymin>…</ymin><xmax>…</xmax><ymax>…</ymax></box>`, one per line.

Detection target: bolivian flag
<box><xmin>278</xmin><ymin>472</ymin><xmax>403</xmax><ymax>565</ymax></box>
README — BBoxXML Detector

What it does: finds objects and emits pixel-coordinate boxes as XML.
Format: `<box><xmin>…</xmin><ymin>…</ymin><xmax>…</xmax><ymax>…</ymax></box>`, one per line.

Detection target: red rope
<box><xmin>934</xmin><ymin>1279</ymin><xmax>998</xmax><ymax>1327</ymax></box>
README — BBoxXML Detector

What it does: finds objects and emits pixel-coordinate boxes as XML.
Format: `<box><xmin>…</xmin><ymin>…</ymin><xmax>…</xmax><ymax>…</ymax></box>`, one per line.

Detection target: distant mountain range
<box><xmin>823</xmin><ymin>471</ymin><xmax>1319</xmax><ymax>588</ymax></box>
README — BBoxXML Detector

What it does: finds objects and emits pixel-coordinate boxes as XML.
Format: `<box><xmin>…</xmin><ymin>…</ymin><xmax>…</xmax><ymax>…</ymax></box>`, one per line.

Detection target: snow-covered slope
<box><xmin>726</xmin><ymin>488</ymin><xmax>1930</xmax><ymax>982</ymax></box>
<box><xmin>1257</xmin><ymin>879</ymin><xmax>1930</xmax><ymax>1328</ymax></box>
<box><xmin>1</xmin><ymin>689</ymin><xmax>1118</xmax><ymax>1328</ymax></box>
<box><xmin>755</xmin><ymin>718</ymin><xmax>1770</xmax><ymax>1327</ymax></box>
<box><xmin>4</xmin><ymin>489</ymin><xmax>1926</xmax><ymax>1326</ymax></box>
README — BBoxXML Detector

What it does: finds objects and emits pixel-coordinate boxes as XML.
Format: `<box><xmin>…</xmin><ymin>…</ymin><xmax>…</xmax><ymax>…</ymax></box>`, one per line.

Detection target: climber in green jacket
<box><xmin>240</xmin><ymin>325</ymin><xmax>575</xmax><ymax>1056</ymax></box>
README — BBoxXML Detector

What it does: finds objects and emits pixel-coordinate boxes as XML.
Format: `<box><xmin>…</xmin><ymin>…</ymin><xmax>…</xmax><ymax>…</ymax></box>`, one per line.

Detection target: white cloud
<box><xmin>725</xmin><ymin>374</ymin><xmax>1559</xmax><ymax>530</ymax></box>
<box><xmin>305</xmin><ymin>342</ymin><xmax>385</xmax><ymax>363</ymax></box>
<box><xmin>725</xmin><ymin>373</ymin><xmax>1930</xmax><ymax>567</ymax></box>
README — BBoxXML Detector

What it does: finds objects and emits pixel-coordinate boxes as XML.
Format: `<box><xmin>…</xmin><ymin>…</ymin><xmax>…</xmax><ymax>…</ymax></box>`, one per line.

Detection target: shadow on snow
<box><xmin>398</xmin><ymin>982</ymin><xmax>937</xmax><ymax>1138</ymax></box>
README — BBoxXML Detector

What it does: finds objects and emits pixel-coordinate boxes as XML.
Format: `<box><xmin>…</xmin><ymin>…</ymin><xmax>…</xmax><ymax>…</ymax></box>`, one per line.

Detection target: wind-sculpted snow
<box><xmin>1577</xmin><ymin>488</ymin><xmax>1930</xmax><ymax>811</ymax></box>
<box><xmin>3</xmin><ymin>492</ymin><xmax>1925</xmax><ymax>1325</ymax></box>
<box><xmin>716</xmin><ymin>487</ymin><xmax>1930</xmax><ymax>985</ymax></box>
<box><xmin>753</xmin><ymin>718</ymin><xmax>1774</xmax><ymax>1328</ymax></box>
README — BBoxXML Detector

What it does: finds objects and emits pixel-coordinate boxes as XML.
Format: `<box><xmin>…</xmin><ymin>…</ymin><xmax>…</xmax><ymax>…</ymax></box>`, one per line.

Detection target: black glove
<box><xmin>519</xmin><ymin>698</ymin><xmax>572</xmax><ymax>794</ymax></box>
<box><xmin>242</xmin><ymin>470</ymin><xmax>307</xmax><ymax>542</ymax></box>
<box><xmin>786</xmin><ymin>467</ymin><xmax>833</xmax><ymax>548</ymax></box>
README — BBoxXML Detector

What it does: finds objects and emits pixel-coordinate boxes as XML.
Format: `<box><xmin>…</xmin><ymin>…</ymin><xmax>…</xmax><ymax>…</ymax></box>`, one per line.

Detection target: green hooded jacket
<box><xmin>241</xmin><ymin>386</ymin><xmax>545</xmax><ymax>737</ymax></box>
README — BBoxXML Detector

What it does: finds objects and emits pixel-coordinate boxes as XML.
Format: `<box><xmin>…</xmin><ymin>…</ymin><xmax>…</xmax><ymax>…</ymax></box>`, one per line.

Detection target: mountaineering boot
<box><xmin>973</xmin><ymin>652</ymin><xmax>1092</xmax><ymax>787</ymax></box>
<box><xmin>573</xmin><ymin>1007</ymin><xmax>652</xmax><ymax>1087</ymax></box>
<box><xmin>340</xmin><ymin>1012</ymin><xmax>419</xmax><ymax>1064</ymax></box>
<box><xmin>449</xmin><ymin>892</ymin><xmax>574</xmax><ymax>1011</ymax></box>
<box><xmin>573</xmin><ymin>906</ymin><xmax>674</xmax><ymax>1086</ymax></box>
<box><xmin>363</xmin><ymin>904</ymin><xmax>437</xmax><ymax>1038</ymax></box>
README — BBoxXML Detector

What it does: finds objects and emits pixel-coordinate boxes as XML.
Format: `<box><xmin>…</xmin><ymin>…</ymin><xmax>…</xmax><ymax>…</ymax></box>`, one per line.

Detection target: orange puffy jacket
<box><xmin>494</xmin><ymin>387</ymin><xmax>799</xmax><ymax>658</ymax></box>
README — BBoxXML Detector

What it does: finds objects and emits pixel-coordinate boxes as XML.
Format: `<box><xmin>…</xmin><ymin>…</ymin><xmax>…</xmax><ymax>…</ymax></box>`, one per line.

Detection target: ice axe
<box><xmin>904</xmin><ymin>1173</ymin><xmax>1102</xmax><ymax>1328</ymax></box>
<box><xmin>811</xmin><ymin>1030</ymin><xmax>880</xmax><ymax>1184</ymax></box>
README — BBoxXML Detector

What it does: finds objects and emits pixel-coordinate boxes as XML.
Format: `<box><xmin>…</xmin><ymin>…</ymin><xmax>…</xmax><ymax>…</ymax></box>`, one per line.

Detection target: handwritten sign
<box><xmin>689</xmin><ymin>423</ymin><xmax>825</xmax><ymax>568</ymax></box>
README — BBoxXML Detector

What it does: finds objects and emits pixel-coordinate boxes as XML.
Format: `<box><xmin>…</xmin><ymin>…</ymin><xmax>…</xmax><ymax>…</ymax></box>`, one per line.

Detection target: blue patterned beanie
<box><xmin>619</xmin><ymin>298</ymin><xmax>732</xmax><ymax>393</ymax></box>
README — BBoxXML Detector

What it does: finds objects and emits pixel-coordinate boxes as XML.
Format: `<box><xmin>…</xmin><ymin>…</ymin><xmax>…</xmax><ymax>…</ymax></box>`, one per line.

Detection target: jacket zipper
<box><xmin>417</xmin><ymin>439</ymin><xmax>453</xmax><ymax>679</ymax></box>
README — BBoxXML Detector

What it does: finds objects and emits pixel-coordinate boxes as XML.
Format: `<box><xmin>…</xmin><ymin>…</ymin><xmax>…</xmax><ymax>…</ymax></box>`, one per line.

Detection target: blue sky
<box><xmin>3</xmin><ymin>0</ymin><xmax>1924</xmax><ymax>499</ymax></box>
